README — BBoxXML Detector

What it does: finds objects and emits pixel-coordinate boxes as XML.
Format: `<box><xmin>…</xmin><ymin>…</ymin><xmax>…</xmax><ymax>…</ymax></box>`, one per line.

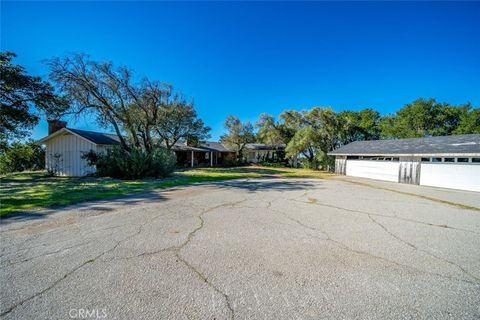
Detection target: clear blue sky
<box><xmin>2</xmin><ymin>1</ymin><xmax>479</xmax><ymax>141</ymax></box>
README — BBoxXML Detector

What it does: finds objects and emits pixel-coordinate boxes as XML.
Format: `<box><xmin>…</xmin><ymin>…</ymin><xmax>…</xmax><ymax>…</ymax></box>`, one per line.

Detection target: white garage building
<box><xmin>329</xmin><ymin>134</ymin><xmax>480</xmax><ymax>192</ymax></box>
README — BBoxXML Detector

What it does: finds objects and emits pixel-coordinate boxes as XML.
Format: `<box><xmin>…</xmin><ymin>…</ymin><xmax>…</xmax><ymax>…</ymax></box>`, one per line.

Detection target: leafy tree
<box><xmin>0</xmin><ymin>52</ymin><xmax>67</xmax><ymax>141</ymax></box>
<box><xmin>378</xmin><ymin>98</ymin><xmax>478</xmax><ymax>138</ymax></box>
<box><xmin>48</xmin><ymin>54</ymin><xmax>146</xmax><ymax>151</ymax></box>
<box><xmin>0</xmin><ymin>140</ymin><xmax>45</xmax><ymax>174</ymax></box>
<box><xmin>338</xmin><ymin>108</ymin><xmax>380</xmax><ymax>143</ymax></box>
<box><xmin>153</xmin><ymin>94</ymin><xmax>210</xmax><ymax>149</ymax></box>
<box><xmin>285</xmin><ymin>126</ymin><xmax>317</xmax><ymax>166</ymax></box>
<box><xmin>47</xmin><ymin>53</ymin><xmax>209</xmax><ymax>153</ymax></box>
<box><xmin>284</xmin><ymin>107</ymin><xmax>341</xmax><ymax>169</ymax></box>
<box><xmin>379</xmin><ymin>98</ymin><xmax>437</xmax><ymax>138</ymax></box>
<box><xmin>220</xmin><ymin>116</ymin><xmax>255</xmax><ymax>159</ymax></box>
<box><xmin>256</xmin><ymin>113</ymin><xmax>296</xmax><ymax>145</ymax></box>
<box><xmin>454</xmin><ymin>107</ymin><xmax>480</xmax><ymax>134</ymax></box>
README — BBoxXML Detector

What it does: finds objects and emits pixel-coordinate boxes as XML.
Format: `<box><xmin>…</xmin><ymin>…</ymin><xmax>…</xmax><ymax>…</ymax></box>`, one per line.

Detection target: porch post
<box><xmin>210</xmin><ymin>152</ymin><xmax>213</xmax><ymax>166</ymax></box>
<box><xmin>191</xmin><ymin>151</ymin><xmax>194</xmax><ymax>167</ymax></box>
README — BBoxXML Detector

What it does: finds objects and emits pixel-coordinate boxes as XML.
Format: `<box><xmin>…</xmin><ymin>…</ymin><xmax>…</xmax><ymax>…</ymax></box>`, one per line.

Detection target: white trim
<box><xmin>330</xmin><ymin>153</ymin><xmax>480</xmax><ymax>157</ymax></box>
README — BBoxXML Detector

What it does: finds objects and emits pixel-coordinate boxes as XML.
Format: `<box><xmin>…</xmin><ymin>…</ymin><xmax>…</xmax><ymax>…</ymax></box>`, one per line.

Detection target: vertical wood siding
<box><xmin>334</xmin><ymin>156</ymin><xmax>347</xmax><ymax>175</ymax></box>
<box><xmin>45</xmin><ymin>133</ymin><xmax>97</xmax><ymax>176</ymax></box>
<box><xmin>398</xmin><ymin>157</ymin><xmax>421</xmax><ymax>185</ymax></box>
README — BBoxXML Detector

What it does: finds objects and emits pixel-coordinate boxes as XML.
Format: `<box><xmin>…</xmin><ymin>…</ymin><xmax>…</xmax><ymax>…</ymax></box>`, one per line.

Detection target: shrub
<box><xmin>298</xmin><ymin>153</ymin><xmax>335</xmax><ymax>171</ymax></box>
<box><xmin>223</xmin><ymin>158</ymin><xmax>247</xmax><ymax>167</ymax></box>
<box><xmin>0</xmin><ymin>140</ymin><xmax>45</xmax><ymax>174</ymax></box>
<box><xmin>83</xmin><ymin>146</ymin><xmax>176</xmax><ymax>179</ymax></box>
<box><xmin>261</xmin><ymin>161</ymin><xmax>287</xmax><ymax>168</ymax></box>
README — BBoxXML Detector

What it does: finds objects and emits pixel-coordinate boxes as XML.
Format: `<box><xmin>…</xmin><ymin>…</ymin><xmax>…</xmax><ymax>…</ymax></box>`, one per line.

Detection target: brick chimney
<box><xmin>47</xmin><ymin>119</ymin><xmax>67</xmax><ymax>135</ymax></box>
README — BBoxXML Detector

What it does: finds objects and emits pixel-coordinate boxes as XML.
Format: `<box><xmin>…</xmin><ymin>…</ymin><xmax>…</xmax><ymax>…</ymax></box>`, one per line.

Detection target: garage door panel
<box><xmin>346</xmin><ymin>160</ymin><xmax>400</xmax><ymax>182</ymax></box>
<box><xmin>420</xmin><ymin>164</ymin><xmax>480</xmax><ymax>192</ymax></box>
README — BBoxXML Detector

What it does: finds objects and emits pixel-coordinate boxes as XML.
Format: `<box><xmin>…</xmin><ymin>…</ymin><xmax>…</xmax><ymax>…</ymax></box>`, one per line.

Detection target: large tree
<box><xmin>255</xmin><ymin>113</ymin><xmax>296</xmax><ymax>145</ymax></box>
<box><xmin>154</xmin><ymin>94</ymin><xmax>210</xmax><ymax>149</ymax></box>
<box><xmin>0</xmin><ymin>139</ymin><xmax>45</xmax><ymax>174</ymax></box>
<box><xmin>378</xmin><ymin>98</ymin><xmax>479</xmax><ymax>139</ymax></box>
<box><xmin>47</xmin><ymin>53</ymin><xmax>209</xmax><ymax>152</ymax></box>
<box><xmin>454</xmin><ymin>107</ymin><xmax>480</xmax><ymax>134</ymax></box>
<box><xmin>0</xmin><ymin>52</ymin><xmax>67</xmax><ymax>142</ymax></box>
<box><xmin>284</xmin><ymin>107</ymin><xmax>341</xmax><ymax>169</ymax></box>
<box><xmin>337</xmin><ymin>108</ymin><xmax>380</xmax><ymax>144</ymax></box>
<box><xmin>220</xmin><ymin>116</ymin><xmax>255</xmax><ymax>159</ymax></box>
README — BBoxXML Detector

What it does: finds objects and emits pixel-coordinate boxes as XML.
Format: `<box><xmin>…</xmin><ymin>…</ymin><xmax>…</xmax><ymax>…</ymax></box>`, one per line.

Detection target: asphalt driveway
<box><xmin>1</xmin><ymin>177</ymin><xmax>479</xmax><ymax>319</ymax></box>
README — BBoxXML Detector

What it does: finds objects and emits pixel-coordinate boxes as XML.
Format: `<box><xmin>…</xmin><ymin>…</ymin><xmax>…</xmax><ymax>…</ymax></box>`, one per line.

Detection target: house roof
<box><xmin>329</xmin><ymin>134</ymin><xmax>480</xmax><ymax>156</ymax></box>
<box><xmin>172</xmin><ymin>141</ymin><xmax>233</xmax><ymax>152</ymax></box>
<box><xmin>38</xmin><ymin>127</ymin><xmax>233</xmax><ymax>152</ymax></box>
<box><xmin>37</xmin><ymin>128</ymin><xmax>121</xmax><ymax>145</ymax></box>
<box><xmin>245</xmin><ymin>143</ymin><xmax>286</xmax><ymax>151</ymax></box>
<box><xmin>200</xmin><ymin>141</ymin><xmax>233</xmax><ymax>152</ymax></box>
<box><xmin>67</xmin><ymin>128</ymin><xmax>121</xmax><ymax>145</ymax></box>
<box><xmin>172</xmin><ymin>142</ymin><xmax>210</xmax><ymax>152</ymax></box>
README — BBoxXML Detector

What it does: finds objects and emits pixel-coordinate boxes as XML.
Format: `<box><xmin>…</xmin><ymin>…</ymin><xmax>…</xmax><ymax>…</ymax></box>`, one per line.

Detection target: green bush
<box><xmin>0</xmin><ymin>140</ymin><xmax>45</xmax><ymax>174</ymax></box>
<box><xmin>83</xmin><ymin>146</ymin><xmax>176</xmax><ymax>179</ymax></box>
<box><xmin>223</xmin><ymin>158</ymin><xmax>247</xmax><ymax>167</ymax></box>
<box><xmin>299</xmin><ymin>153</ymin><xmax>335</xmax><ymax>171</ymax></box>
<box><xmin>261</xmin><ymin>161</ymin><xmax>287</xmax><ymax>168</ymax></box>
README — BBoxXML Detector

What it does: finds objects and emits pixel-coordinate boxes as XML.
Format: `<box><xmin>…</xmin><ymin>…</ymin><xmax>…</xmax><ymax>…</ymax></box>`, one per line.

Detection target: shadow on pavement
<box><xmin>0</xmin><ymin>178</ymin><xmax>320</xmax><ymax>225</ymax></box>
<box><xmin>210</xmin><ymin>178</ymin><xmax>320</xmax><ymax>192</ymax></box>
<box><xmin>0</xmin><ymin>190</ymin><xmax>168</xmax><ymax>225</ymax></box>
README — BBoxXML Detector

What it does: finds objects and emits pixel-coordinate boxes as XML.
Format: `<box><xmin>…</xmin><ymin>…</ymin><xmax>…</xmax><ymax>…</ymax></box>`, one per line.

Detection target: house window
<box><xmin>457</xmin><ymin>158</ymin><xmax>469</xmax><ymax>163</ymax></box>
<box><xmin>443</xmin><ymin>158</ymin><xmax>455</xmax><ymax>163</ymax></box>
<box><xmin>392</xmin><ymin>157</ymin><xmax>399</xmax><ymax>162</ymax></box>
<box><xmin>472</xmin><ymin>158</ymin><xmax>480</xmax><ymax>163</ymax></box>
<box><xmin>421</xmin><ymin>157</ymin><xmax>430</xmax><ymax>162</ymax></box>
<box><xmin>205</xmin><ymin>153</ymin><xmax>209</xmax><ymax>159</ymax></box>
<box><xmin>432</xmin><ymin>157</ymin><xmax>442</xmax><ymax>163</ymax></box>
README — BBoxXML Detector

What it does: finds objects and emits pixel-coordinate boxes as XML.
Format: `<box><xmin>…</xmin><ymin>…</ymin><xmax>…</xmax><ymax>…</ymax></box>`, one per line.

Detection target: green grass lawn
<box><xmin>0</xmin><ymin>167</ymin><xmax>332</xmax><ymax>216</ymax></box>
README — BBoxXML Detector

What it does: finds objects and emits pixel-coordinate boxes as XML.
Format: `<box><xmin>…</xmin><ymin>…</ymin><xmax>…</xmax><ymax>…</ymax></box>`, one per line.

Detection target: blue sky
<box><xmin>2</xmin><ymin>1</ymin><xmax>479</xmax><ymax>141</ymax></box>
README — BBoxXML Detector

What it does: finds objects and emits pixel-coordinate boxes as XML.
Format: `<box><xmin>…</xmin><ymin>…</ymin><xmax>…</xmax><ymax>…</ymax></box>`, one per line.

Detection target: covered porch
<box><xmin>174</xmin><ymin>150</ymin><xmax>223</xmax><ymax>167</ymax></box>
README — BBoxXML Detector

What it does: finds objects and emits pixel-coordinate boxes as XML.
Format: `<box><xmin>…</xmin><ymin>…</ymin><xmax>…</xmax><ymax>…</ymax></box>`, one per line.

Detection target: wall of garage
<box><xmin>345</xmin><ymin>160</ymin><xmax>400</xmax><ymax>182</ymax></box>
<box><xmin>420</xmin><ymin>163</ymin><xmax>480</xmax><ymax>192</ymax></box>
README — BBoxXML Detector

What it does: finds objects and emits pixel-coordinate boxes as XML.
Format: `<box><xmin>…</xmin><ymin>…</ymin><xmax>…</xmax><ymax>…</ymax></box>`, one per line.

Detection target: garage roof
<box><xmin>329</xmin><ymin>134</ymin><xmax>480</xmax><ymax>156</ymax></box>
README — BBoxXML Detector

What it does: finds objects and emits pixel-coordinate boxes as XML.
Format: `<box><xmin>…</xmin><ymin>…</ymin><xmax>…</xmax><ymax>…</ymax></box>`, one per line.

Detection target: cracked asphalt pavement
<box><xmin>1</xmin><ymin>177</ymin><xmax>480</xmax><ymax>319</ymax></box>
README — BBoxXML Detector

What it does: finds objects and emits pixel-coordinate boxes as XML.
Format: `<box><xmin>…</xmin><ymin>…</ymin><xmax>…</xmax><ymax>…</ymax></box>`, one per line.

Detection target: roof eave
<box><xmin>36</xmin><ymin>128</ymin><xmax>99</xmax><ymax>145</ymax></box>
<box><xmin>329</xmin><ymin>152</ymin><xmax>480</xmax><ymax>157</ymax></box>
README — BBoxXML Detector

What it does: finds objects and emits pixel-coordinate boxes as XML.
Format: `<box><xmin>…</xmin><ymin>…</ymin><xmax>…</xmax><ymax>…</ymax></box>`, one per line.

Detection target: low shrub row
<box><xmin>83</xmin><ymin>146</ymin><xmax>176</xmax><ymax>180</ymax></box>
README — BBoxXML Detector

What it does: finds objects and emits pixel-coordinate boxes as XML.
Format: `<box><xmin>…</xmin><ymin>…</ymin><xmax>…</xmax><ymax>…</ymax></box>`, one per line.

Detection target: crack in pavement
<box><xmin>293</xmin><ymin>196</ymin><xmax>480</xmax><ymax>282</ymax></box>
<box><xmin>0</xmin><ymin>223</ymin><xmax>129</xmax><ymax>263</ymax></box>
<box><xmin>298</xmin><ymin>197</ymin><xmax>480</xmax><ymax>236</ymax></box>
<box><xmin>171</xmin><ymin>199</ymin><xmax>248</xmax><ymax>320</ymax></box>
<box><xmin>337</xmin><ymin>179</ymin><xmax>480</xmax><ymax>212</ymax></box>
<box><xmin>366</xmin><ymin>214</ymin><xmax>480</xmax><ymax>283</ymax></box>
<box><xmin>0</xmin><ymin>239</ymin><xmax>97</xmax><ymax>268</ymax></box>
<box><xmin>0</xmin><ymin>201</ymin><xmax>190</xmax><ymax>318</ymax></box>
<box><xmin>264</xmin><ymin>200</ymin><xmax>479</xmax><ymax>286</ymax></box>
<box><xmin>0</xmin><ymin>224</ymin><xmax>144</xmax><ymax>318</ymax></box>
<box><xmin>264</xmin><ymin>201</ymin><xmax>329</xmax><ymax>240</ymax></box>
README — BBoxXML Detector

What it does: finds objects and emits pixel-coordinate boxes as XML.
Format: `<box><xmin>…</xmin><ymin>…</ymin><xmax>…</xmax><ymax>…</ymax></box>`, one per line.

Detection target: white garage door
<box><xmin>420</xmin><ymin>163</ymin><xmax>480</xmax><ymax>192</ymax></box>
<box><xmin>346</xmin><ymin>160</ymin><xmax>400</xmax><ymax>182</ymax></box>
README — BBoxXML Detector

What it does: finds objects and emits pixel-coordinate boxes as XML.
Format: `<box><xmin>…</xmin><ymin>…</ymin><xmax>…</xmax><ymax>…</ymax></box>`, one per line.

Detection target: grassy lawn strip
<box><xmin>1</xmin><ymin>167</ymin><xmax>332</xmax><ymax>216</ymax></box>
